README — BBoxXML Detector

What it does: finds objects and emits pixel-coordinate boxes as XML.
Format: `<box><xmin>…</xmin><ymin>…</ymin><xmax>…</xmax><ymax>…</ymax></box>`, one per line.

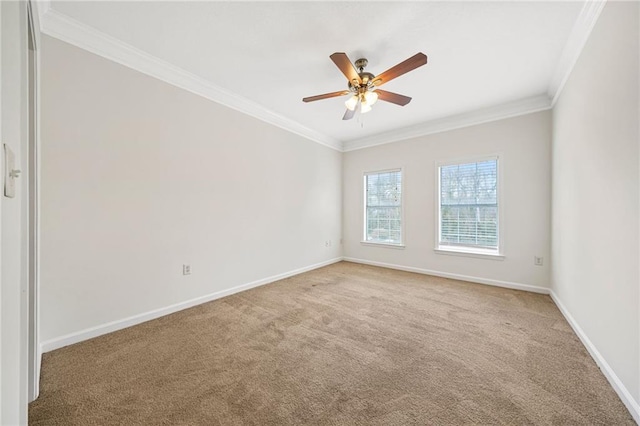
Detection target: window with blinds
<box><xmin>438</xmin><ymin>158</ymin><xmax>499</xmax><ymax>251</ymax></box>
<box><xmin>364</xmin><ymin>170</ymin><xmax>402</xmax><ymax>245</ymax></box>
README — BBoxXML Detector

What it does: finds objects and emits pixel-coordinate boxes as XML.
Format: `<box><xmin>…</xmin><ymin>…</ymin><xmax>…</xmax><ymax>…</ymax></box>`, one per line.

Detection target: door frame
<box><xmin>26</xmin><ymin>0</ymin><xmax>41</xmax><ymax>402</ymax></box>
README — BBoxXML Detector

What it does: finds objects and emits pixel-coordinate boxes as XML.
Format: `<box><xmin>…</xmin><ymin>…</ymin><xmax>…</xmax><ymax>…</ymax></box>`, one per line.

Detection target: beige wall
<box><xmin>551</xmin><ymin>0</ymin><xmax>639</xmax><ymax>411</ymax></box>
<box><xmin>37</xmin><ymin>2</ymin><xmax>639</xmax><ymax>420</ymax></box>
<box><xmin>40</xmin><ymin>36</ymin><xmax>342</xmax><ymax>345</ymax></box>
<box><xmin>343</xmin><ymin>111</ymin><xmax>551</xmax><ymax>290</ymax></box>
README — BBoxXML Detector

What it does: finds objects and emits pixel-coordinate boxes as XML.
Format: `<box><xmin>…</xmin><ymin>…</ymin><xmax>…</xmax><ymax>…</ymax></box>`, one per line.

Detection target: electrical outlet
<box><xmin>534</xmin><ymin>256</ymin><xmax>543</xmax><ymax>266</ymax></box>
<box><xmin>182</xmin><ymin>264</ymin><xmax>191</xmax><ymax>275</ymax></box>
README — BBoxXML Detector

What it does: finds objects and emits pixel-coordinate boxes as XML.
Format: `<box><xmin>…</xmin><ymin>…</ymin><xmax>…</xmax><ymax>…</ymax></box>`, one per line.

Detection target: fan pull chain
<box><xmin>358</xmin><ymin>111</ymin><xmax>365</xmax><ymax>128</ymax></box>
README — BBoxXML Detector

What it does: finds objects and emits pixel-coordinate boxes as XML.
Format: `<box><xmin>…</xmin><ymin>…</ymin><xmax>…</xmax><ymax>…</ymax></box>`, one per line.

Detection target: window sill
<box><xmin>361</xmin><ymin>241</ymin><xmax>406</xmax><ymax>250</ymax></box>
<box><xmin>434</xmin><ymin>247</ymin><xmax>504</xmax><ymax>260</ymax></box>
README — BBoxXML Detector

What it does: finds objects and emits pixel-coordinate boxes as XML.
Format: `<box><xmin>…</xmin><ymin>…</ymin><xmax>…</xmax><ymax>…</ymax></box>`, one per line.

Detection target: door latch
<box><xmin>4</xmin><ymin>144</ymin><xmax>20</xmax><ymax>198</ymax></box>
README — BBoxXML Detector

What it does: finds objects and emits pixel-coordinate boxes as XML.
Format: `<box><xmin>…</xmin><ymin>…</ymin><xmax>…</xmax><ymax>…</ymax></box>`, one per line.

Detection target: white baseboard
<box><xmin>40</xmin><ymin>257</ymin><xmax>342</xmax><ymax>353</ymax></box>
<box><xmin>39</xmin><ymin>255</ymin><xmax>638</xmax><ymax>423</ymax></box>
<box><xmin>342</xmin><ymin>257</ymin><xmax>550</xmax><ymax>294</ymax></box>
<box><xmin>550</xmin><ymin>290</ymin><xmax>640</xmax><ymax>423</ymax></box>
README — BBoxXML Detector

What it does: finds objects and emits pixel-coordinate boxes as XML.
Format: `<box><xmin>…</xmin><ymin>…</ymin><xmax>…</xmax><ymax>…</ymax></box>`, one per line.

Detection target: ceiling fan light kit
<box><xmin>345</xmin><ymin>90</ymin><xmax>379</xmax><ymax>114</ymax></box>
<box><xmin>303</xmin><ymin>52</ymin><xmax>428</xmax><ymax>121</ymax></box>
<box><xmin>345</xmin><ymin>95</ymin><xmax>359</xmax><ymax>111</ymax></box>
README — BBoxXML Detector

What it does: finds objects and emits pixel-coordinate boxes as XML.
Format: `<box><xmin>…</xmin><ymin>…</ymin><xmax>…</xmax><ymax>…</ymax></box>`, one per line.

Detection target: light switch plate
<box><xmin>4</xmin><ymin>144</ymin><xmax>16</xmax><ymax>198</ymax></box>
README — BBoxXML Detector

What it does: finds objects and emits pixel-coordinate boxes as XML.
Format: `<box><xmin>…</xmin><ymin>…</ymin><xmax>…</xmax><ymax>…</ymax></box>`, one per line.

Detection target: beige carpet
<box><xmin>30</xmin><ymin>262</ymin><xmax>635</xmax><ymax>425</ymax></box>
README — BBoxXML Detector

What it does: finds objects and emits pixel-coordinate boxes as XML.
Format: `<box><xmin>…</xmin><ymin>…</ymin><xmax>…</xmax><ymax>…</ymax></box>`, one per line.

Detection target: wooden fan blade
<box><xmin>303</xmin><ymin>90</ymin><xmax>350</xmax><ymax>103</ymax></box>
<box><xmin>330</xmin><ymin>52</ymin><xmax>362</xmax><ymax>85</ymax></box>
<box><xmin>342</xmin><ymin>107</ymin><xmax>356</xmax><ymax>120</ymax></box>
<box><xmin>375</xmin><ymin>90</ymin><xmax>412</xmax><ymax>106</ymax></box>
<box><xmin>372</xmin><ymin>53</ymin><xmax>428</xmax><ymax>87</ymax></box>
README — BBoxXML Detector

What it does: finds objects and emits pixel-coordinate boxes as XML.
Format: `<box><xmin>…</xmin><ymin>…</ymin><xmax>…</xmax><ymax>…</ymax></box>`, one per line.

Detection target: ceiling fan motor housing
<box><xmin>349</xmin><ymin>73</ymin><xmax>376</xmax><ymax>94</ymax></box>
<box><xmin>348</xmin><ymin>58</ymin><xmax>376</xmax><ymax>92</ymax></box>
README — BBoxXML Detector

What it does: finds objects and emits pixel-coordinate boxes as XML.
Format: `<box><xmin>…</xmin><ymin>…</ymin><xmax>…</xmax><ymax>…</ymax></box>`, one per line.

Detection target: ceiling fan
<box><xmin>303</xmin><ymin>52</ymin><xmax>428</xmax><ymax>120</ymax></box>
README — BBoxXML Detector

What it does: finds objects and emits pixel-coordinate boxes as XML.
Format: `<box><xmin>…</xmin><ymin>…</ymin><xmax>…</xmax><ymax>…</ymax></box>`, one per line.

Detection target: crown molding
<box><xmin>39</xmin><ymin>9</ymin><xmax>343</xmax><ymax>152</ymax></box>
<box><xmin>32</xmin><ymin>0</ymin><xmax>50</xmax><ymax>24</ymax></box>
<box><xmin>27</xmin><ymin>0</ymin><xmax>50</xmax><ymax>52</ymax></box>
<box><xmin>342</xmin><ymin>94</ymin><xmax>552</xmax><ymax>152</ymax></box>
<box><xmin>38</xmin><ymin>4</ymin><xmax>589</xmax><ymax>154</ymax></box>
<box><xmin>548</xmin><ymin>0</ymin><xmax>607</xmax><ymax>106</ymax></box>
<box><xmin>28</xmin><ymin>0</ymin><xmax>50</xmax><ymax>49</ymax></box>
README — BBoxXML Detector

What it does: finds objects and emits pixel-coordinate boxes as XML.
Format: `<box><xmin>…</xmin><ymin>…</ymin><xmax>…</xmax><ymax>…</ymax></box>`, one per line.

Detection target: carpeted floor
<box><xmin>29</xmin><ymin>262</ymin><xmax>635</xmax><ymax>425</ymax></box>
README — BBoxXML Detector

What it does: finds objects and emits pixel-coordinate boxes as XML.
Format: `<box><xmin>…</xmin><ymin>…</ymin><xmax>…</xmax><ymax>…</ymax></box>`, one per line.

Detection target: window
<box><xmin>438</xmin><ymin>158</ymin><xmax>500</xmax><ymax>255</ymax></box>
<box><xmin>364</xmin><ymin>170</ymin><xmax>403</xmax><ymax>246</ymax></box>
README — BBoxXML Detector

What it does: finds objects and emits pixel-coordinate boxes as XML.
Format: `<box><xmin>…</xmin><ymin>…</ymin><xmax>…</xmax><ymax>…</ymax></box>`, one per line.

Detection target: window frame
<box><xmin>361</xmin><ymin>168</ymin><xmax>405</xmax><ymax>249</ymax></box>
<box><xmin>435</xmin><ymin>155</ymin><xmax>504</xmax><ymax>260</ymax></box>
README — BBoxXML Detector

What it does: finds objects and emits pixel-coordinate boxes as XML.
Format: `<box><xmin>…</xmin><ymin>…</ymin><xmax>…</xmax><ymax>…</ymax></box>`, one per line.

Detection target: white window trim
<box><xmin>434</xmin><ymin>247</ymin><xmax>504</xmax><ymax>260</ymax></box>
<box><xmin>360</xmin><ymin>241</ymin><xmax>406</xmax><ymax>249</ymax></box>
<box><xmin>362</xmin><ymin>168</ymin><xmax>405</xmax><ymax>248</ymax></box>
<box><xmin>434</xmin><ymin>154</ymin><xmax>504</xmax><ymax>258</ymax></box>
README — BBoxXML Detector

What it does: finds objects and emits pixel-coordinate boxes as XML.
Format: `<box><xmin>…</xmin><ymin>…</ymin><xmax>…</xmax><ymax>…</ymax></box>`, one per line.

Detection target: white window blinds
<box><xmin>365</xmin><ymin>170</ymin><xmax>402</xmax><ymax>244</ymax></box>
<box><xmin>439</xmin><ymin>159</ymin><xmax>498</xmax><ymax>250</ymax></box>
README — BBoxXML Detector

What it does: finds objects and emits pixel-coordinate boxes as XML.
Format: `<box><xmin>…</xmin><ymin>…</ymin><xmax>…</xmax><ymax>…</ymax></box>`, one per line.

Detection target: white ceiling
<box><xmin>47</xmin><ymin>1</ymin><xmax>585</xmax><ymax>146</ymax></box>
